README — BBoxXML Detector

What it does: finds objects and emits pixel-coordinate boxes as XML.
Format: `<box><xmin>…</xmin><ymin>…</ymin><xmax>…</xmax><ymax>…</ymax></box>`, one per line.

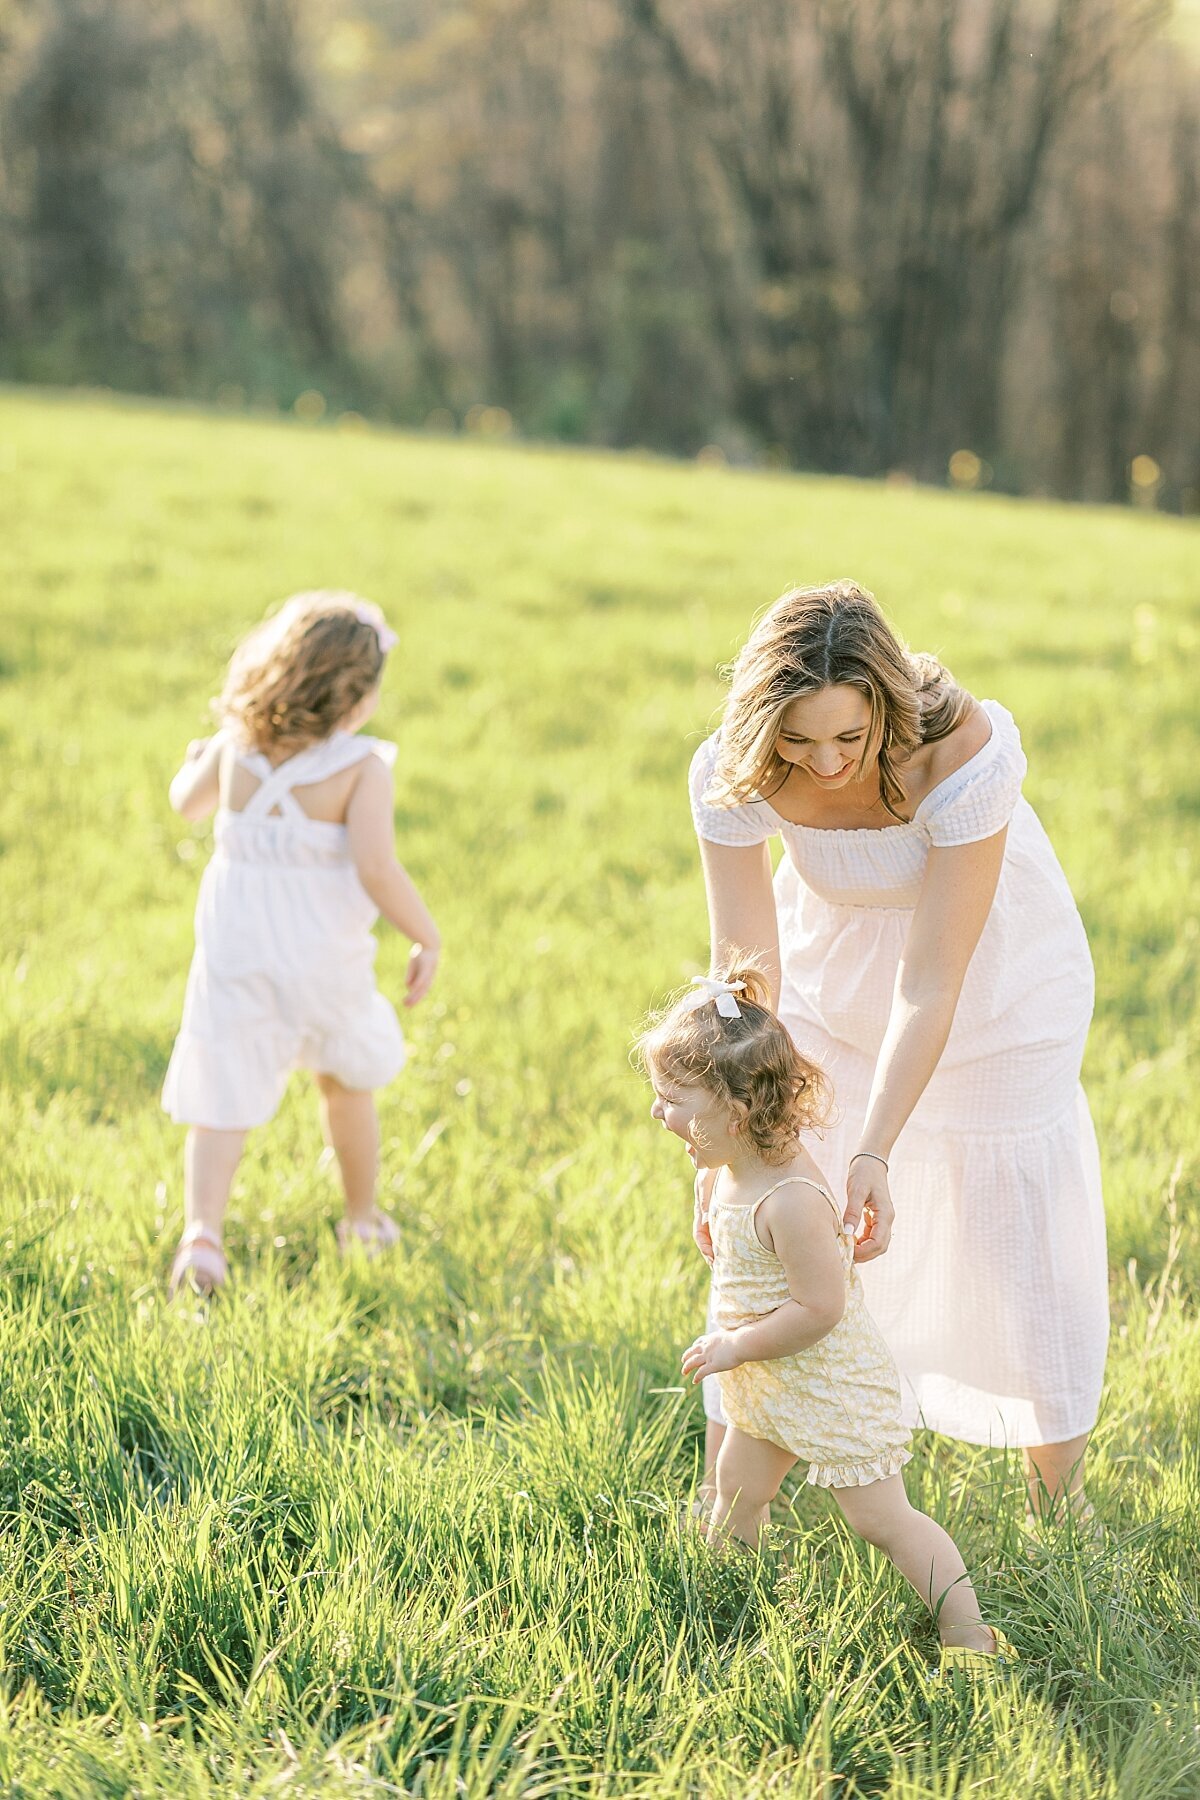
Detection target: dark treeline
<box><xmin>1</xmin><ymin>0</ymin><xmax>1197</xmax><ymax>507</ymax></box>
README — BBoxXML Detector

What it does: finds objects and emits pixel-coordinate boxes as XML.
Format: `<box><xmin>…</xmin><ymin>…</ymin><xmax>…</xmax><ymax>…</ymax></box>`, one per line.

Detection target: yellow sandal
<box><xmin>938</xmin><ymin>1627</ymin><xmax>1019</xmax><ymax>1679</ymax></box>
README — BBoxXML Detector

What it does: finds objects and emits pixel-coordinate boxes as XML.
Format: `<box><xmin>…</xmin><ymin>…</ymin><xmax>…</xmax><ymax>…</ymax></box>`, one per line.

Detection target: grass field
<box><xmin>1</xmin><ymin>388</ymin><xmax>1198</xmax><ymax>1797</ymax></box>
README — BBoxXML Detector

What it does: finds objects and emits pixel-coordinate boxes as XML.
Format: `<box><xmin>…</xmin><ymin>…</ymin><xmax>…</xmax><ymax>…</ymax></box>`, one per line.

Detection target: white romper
<box><xmin>690</xmin><ymin>701</ymin><xmax>1109</xmax><ymax>1449</ymax></box>
<box><xmin>162</xmin><ymin>732</ymin><xmax>406</xmax><ymax>1130</ymax></box>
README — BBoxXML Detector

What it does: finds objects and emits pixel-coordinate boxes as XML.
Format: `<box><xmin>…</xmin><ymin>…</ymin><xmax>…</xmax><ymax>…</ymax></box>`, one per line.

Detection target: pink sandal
<box><xmin>169</xmin><ymin>1223</ymin><xmax>228</xmax><ymax>1298</ymax></box>
<box><xmin>335</xmin><ymin>1209</ymin><xmax>401</xmax><ymax>1259</ymax></box>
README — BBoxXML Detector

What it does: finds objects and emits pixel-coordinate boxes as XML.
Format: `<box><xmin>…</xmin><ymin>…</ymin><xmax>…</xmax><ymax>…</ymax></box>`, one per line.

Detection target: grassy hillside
<box><xmin>0</xmin><ymin>389</ymin><xmax>1197</xmax><ymax>1796</ymax></box>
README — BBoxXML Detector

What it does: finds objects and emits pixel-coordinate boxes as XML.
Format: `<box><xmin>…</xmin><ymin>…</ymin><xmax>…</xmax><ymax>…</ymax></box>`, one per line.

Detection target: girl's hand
<box><xmin>681</xmin><ymin>1330</ymin><xmax>741</xmax><ymax>1383</ymax></box>
<box><xmin>185</xmin><ymin>736</ymin><xmax>212</xmax><ymax>762</ymax></box>
<box><xmin>844</xmin><ymin>1157</ymin><xmax>895</xmax><ymax>1263</ymax></box>
<box><xmin>405</xmin><ymin>942</ymin><xmax>440</xmax><ymax>1007</ymax></box>
<box><xmin>692</xmin><ymin>1166</ymin><xmax>717</xmax><ymax>1266</ymax></box>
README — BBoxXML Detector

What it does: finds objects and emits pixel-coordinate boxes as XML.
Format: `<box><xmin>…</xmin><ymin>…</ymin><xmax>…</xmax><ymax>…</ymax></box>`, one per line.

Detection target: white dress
<box><xmin>690</xmin><ymin>701</ymin><xmax>1109</xmax><ymax>1448</ymax></box>
<box><xmin>162</xmin><ymin>733</ymin><xmax>406</xmax><ymax>1130</ymax></box>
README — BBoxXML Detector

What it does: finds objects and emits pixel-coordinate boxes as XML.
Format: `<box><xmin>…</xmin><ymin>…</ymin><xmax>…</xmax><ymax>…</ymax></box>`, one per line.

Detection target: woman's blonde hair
<box><xmin>636</xmin><ymin>958</ymin><xmax>831</xmax><ymax>1165</ymax></box>
<box><xmin>707</xmin><ymin>580</ymin><xmax>971</xmax><ymax>818</ymax></box>
<box><xmin>217</xmin><ymin>590</ymin><xmax>388</xmax><ymax>754</ymax></box>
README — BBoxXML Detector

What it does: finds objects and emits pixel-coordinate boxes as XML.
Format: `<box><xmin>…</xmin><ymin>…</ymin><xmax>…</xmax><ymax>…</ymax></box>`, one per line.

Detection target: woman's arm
<box><xmin>697</xmin><ymin>838</ymin><xmax>781</xmax><ymax>1004</ymax></box>
<box><xmin>846</xmin><ymin>828</ymin><xmax>1008</xmax><ymax>1258</ymax></box>
<box><xmin>168</xmin><ymin>732</ymin><xmax>227</xmax><ymax>821</ymax></box>
<box><xmin>681</xmin><ymin>1188</ymin><xmax>846</xmax><ymax>1379</ymax></box>
<box><xmin>690</xmin><ymin>838</ymin><xmax>780</xmax><ymax>1256</ymax></box>
<box><xmin>346</xmin><ymin>754</ymin><xmax>442</xmax><ymax>1004</ymax></box>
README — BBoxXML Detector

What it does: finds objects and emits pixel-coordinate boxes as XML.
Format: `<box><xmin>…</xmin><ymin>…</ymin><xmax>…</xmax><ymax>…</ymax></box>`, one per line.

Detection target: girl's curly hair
<box><xmin>636</xmin><ymin>958</ymin><xmax>831</xmax><ymax>1164</ymax></box>
<box><xmin>217</xmin><ymin>590</ymin><xmax>388</xmax><ymax>755</ymax></box>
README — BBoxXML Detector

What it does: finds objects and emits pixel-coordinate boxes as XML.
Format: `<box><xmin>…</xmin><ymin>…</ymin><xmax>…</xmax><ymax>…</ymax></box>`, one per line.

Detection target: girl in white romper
<box><xmin>163</xmin><ymin>590</ymin><xmax>441</xmax><ymax>1295</ymax></box>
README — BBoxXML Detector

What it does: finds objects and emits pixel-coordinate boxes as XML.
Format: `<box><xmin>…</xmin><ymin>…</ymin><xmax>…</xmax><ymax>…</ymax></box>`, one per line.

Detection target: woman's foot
<box><xmin>169</xmin><ymin>1222</ymin><xmax>228</xmax><ymax>1298</ymax></box>
<box><xmin>336</xmin><ymin>1207</ymin><xmax>401</xmax><ymax>1258</ymax></box>
<box><xmin>1023</xmin><ymin>1493</ymin><xmax>1103</xmax><ymax>1546</ymax></box>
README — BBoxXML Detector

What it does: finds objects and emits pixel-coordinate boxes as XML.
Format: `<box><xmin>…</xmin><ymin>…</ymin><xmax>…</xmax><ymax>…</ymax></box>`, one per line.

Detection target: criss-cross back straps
<box><xmin>239</xmin><ymin>747</ymin><xmax>320</xmax><ymax>820</ymax></box>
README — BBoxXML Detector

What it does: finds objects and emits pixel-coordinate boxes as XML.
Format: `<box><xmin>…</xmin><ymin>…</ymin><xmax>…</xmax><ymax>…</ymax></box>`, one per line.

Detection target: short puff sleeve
<box><xmin>922</xmin><ymin>704</ymin><xmax>1027</xmax><ymax>847</ymax></box>
<box><xmin>688</xmin><ymin>734</ymin><xmax>777</xmax><ymax>848</ymax></box>
<box><xmin>358</xmin><ymin>735</ymin><xmax>398</xmax><ymax>770</ymax></box>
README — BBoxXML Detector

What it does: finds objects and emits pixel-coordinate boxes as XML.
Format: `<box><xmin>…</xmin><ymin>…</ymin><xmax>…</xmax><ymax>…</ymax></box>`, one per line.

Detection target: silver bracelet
<box><xmin>849</xmin><ymin>1151</ymin><xmax>889</xmax><ymax>1172</ymax></box>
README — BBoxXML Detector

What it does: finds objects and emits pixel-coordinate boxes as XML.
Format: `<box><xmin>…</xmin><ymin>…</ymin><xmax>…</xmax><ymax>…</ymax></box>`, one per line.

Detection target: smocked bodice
<box><xmin>211</xmin><ymin>732</ymin><xmax>396</xmax><ymax>871</ymax></box>
<box><xmin>690</xmin><ymin>699</ymin><xmax>1028</xmax><ymax>911</ymax></box>
<box><xmin>710</xmin><ymin>1178</ymin><xmax>854</xmax><ymax>1328</ymax></box>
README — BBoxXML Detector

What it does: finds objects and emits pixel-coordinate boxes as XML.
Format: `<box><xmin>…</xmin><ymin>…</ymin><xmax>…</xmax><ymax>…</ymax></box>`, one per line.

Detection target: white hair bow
<box><xmin>353</xmin><ymin>600</ymin><xmax>398</xmax><ymax>654</ymax></box>
<box><xmin>684</xmin><ymin>975</ymin><xmax>746</xmax><ymax>1019</ymax></box>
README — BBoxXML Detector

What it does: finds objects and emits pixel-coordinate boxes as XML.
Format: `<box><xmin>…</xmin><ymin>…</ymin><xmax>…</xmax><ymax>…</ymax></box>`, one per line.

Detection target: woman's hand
<box><xmin>844</xmin><ymin>1156</ymin><xmax>895</xmax><ymax>1263</ymax></box>
<box><xmin>692</xmin><ymin>1166</ymin><xmax>717</xmax><ymax>1266</ymax></box>
<box><xmin>681</xmin><ymin>1330</ymin><xmax>741</xmax><ymax>1383</ymax></box>
<box><xmin>405</xmin><ymin>942</ymin><xmax>440</xmax><ymax>1007</ymax></box>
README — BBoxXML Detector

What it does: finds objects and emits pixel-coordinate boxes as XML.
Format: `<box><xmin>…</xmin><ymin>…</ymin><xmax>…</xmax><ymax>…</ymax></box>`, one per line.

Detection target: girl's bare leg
<box><xmin>1025</xmin><ymin>1433</ymin><xmax>1090</xmax><ymax>1519</ymax></box>
<box><xmin>833</xmin><ymin>1474</ymin><xmax>993</xmax><ymax>1652</ymax></box>
<box><xmin>710</xmin><ymin>1427</ymin><xmax>797</xmax><ymax>1547</ymax></box>
<box><xmin>315</xmin><ymin>1073</ymin><xmax>379</xmax><ymax>1224</ymax></box>
<box><xmin>184</xmin><ymin>1126</ymin><xmax>247</xmax><ymax>1241</ymax></box>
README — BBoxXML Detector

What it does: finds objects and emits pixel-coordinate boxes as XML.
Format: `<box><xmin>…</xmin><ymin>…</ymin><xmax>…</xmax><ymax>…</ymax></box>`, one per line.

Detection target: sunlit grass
<box><xmin>0</xmin><ymin>388</ymin><xmax>1197</xmax><ymax>1794</ymax></box>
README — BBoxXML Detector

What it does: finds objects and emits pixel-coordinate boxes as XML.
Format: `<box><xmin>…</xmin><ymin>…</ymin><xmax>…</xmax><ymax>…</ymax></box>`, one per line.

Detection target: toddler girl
<box><xmin>162</xmin><ymin>590</ymin><xmax>440</xmax><ymax>1294</ymax></box>
<box><xmin>639</xmin><ymin>964</ymin><xmax>1015</xmax><ymax>1674</ymax></box>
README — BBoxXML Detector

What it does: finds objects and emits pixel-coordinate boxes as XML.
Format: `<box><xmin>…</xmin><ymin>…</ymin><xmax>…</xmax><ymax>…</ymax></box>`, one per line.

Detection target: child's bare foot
<box><xmin>336</xmin><ymin>1208</ymin><xmax>401</xmax><ymax>1258</ymax></box>
<box><xmin>169</xmin><ymin>1223</ymin><xmax>228</xmax><ymax>1298</ymax></box>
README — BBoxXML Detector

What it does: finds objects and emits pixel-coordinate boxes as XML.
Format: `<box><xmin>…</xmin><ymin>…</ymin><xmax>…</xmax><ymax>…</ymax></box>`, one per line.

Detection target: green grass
<box><xmin>0</xmin><ymin>387</ymin><xmax>1198</xmax><ymax>1796</ymax></box>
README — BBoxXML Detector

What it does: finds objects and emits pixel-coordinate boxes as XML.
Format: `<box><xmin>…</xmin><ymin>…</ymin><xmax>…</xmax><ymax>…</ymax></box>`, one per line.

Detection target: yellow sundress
<box><xmin>711</xmin><ymin>1174</ymin><xmax>913</xmax><ymax>1488</ymax></box>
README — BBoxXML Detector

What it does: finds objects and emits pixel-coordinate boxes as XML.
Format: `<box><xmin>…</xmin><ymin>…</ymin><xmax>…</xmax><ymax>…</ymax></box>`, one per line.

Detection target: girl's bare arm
<box><xmin>681</xmin><ymin>1188</ymin><xmax>845</xmax><ymax>1380</ymax></box>
<box><xmin>345</xmin><ymin>754</ymin><xmax>441</xmax><ymax>949</ymax></box>
<box><xmin>729</xmin><ymin>1188</ymin><xmax>846</xmax><ymax>1358</ymax></box>
<box><xmin>168</xmin><ymin>731</ymin><xmax>227</xmax><ymax>821</ymax></box>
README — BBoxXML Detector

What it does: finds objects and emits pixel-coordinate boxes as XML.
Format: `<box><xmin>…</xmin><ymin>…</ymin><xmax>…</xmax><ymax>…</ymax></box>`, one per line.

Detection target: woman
<box><xmin>688</xmin><ymin>581</ymin><xmax>1108</xmax><ymax>1517</ymax></box>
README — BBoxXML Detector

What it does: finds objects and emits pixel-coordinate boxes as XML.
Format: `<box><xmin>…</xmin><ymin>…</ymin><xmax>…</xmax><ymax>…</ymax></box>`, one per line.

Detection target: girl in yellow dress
<box><xmin>639</xmin><ymin>962</ymin><xmax>1015</xmax><ymax>1672</ymax></box>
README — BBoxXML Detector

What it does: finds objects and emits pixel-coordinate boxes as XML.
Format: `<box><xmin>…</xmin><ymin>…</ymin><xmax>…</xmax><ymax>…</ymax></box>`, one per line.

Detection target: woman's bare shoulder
<box><xmin>925</xmin><ymin>694</ymin><xmax>991</xmax><ymax>784</ymax></box>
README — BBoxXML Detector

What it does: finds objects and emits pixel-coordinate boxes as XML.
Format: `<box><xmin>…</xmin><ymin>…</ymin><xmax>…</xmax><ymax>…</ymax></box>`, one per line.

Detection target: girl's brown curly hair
<box><xmin>637</xmin><ymin>959</ymin><xmax>831</xmax><ymax>1164</ymax></box>
<box><xmin>217</xmin><ymin>590</ymin><xmax>388</xmax><ymax>755</ymax></box>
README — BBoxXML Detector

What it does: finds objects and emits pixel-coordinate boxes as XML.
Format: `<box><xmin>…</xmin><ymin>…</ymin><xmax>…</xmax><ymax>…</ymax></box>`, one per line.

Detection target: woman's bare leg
<box><xmin>699</xmin><ymin>1419</ymin><xmax>726</xmax><ymax>1510</ymax></box>
<box><xmin>833</xmin><ymin>1474</ymin><xmax>994</xmax><ymax>1652</ymax></box>
<box><xmin>1024</xmin><ymin>1433</ymin><xmax>1090</xmax><ymax>1519</ymax></box>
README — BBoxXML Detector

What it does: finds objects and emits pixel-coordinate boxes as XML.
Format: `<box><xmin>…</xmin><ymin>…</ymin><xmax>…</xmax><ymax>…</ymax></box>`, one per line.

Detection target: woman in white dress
<box><xmin>688</xmin><ymin>581</ymin><xmax>1108</xmax><ymax>1517</ymax></box>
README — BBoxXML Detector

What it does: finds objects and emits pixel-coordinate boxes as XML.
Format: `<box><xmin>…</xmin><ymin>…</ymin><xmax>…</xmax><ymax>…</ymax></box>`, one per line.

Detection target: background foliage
<box><xmin>0</xmin><ymin>0</ymin><xmax>1198</xmax><ymax>505</ymax></box>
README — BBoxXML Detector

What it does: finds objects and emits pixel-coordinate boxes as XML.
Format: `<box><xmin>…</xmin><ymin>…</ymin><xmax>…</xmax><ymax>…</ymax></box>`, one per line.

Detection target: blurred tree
<box><xmin>0</xmin><ymin>0</ymin><xmax>1195</xmax><ymax>505</ymax></box>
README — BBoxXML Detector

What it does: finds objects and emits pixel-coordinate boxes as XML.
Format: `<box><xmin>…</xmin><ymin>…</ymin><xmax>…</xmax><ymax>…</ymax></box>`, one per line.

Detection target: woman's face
<box><xmin>777</xmin><ymin>684</ymin><xmax>873</xmax><ymax>790</ymax></box>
